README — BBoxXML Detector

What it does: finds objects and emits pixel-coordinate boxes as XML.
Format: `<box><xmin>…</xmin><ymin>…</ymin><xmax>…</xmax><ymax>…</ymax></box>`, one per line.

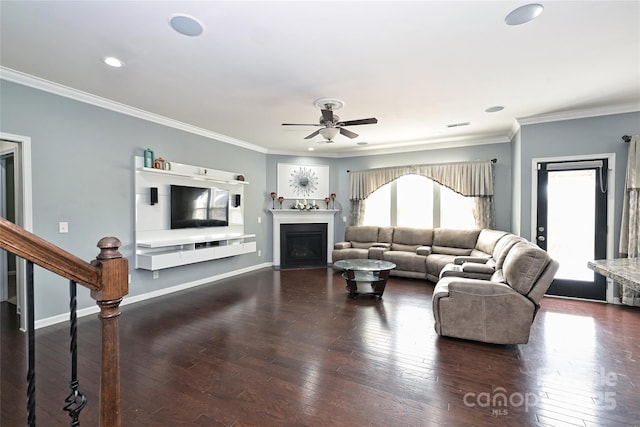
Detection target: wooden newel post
<box><xmin>91</xmin><ymin>237</ymin><xmax>129</xmax><ymax>427</ymax></box>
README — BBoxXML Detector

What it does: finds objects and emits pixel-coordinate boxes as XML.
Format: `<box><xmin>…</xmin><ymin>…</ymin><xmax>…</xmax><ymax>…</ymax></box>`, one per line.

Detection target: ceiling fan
<box><xmin>282</xmin><ymin>98</ymin><xmax>378</xmax><ymax>142</ymax></box>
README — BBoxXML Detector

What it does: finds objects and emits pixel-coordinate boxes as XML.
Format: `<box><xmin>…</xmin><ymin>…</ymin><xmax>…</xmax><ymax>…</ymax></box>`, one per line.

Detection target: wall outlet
<box><xmin>342</xmin><ymin>216</ymin><xmax>347</xmax><ymax>222</ymax></box>
<box><xmin>152</xmin><ymin>270</ymin><xmax>159</xmax><ymax>279</ymax></box>
<box><xmin>258</xmin><ymin>216</ymin><xmax>262</xmax><ymax>224</ymax></box>
<box><xmin>58</xmin><ymin>221</ymin><xmax>69</xmax><ymax>233</ymax></box>
<box><xmin>258</xmin><ymin>250</ymin><xmax>262</xmax><ymax>257</ymax></box>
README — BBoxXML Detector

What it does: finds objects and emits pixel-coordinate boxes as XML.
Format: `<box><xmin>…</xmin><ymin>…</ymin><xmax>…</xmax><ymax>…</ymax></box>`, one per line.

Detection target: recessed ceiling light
<box><xmin>505</xmin><ymin>3</ymin><xmax>544</xmax><ymax>26</ymax></box>
<box><xmin>308</xmin><ymin>147</ymin><xmax>315</xmax><ymax>151</ymax></box>
<box><xmin>102</xmin><ymin>56</ymin><xmax>124</xmax><ymax>68</ymax></box>
<box><xmin>446</xmin><ymin>122</ymin><xmax>470</xmax><ymax>128</ymax></box>
<box><xmin>170</xmin><ymin>14</ymin><xmax>204</xmax><ymax>37</ymax></box>
<box><xmin>485</xmin><ymin>106</ymin><xmax>504</xmax><ymax>113</ymax></box>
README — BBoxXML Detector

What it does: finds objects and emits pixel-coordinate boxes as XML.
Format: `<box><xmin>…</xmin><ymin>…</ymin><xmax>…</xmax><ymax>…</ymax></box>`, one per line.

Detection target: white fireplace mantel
<box><xmin>269</xmin><ymin>209</ymin><xmax>339</xmax><ymax>267</ymax></box>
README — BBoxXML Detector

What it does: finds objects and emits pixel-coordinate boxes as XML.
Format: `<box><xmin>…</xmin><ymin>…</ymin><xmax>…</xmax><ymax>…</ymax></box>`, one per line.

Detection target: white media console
<box><xmin>134</xmin><ymin>156</ymin><xmax>256</xmax><ymax>271</ymax></box>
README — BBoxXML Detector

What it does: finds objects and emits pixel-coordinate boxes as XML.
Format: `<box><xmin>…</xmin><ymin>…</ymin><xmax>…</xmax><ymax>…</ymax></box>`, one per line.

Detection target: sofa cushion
<box><xmin>331</xmin><ymin>248</ymin><xmax>369</xmax><ymax>263</ymax></box>
<box><xmin>426</xmin><ymin>253</ymin><xmax>457</xmax><ymax>277</ymax></box>
<box><xmin>391</xmin><ymin>243</ymin><xmax>420</xmax><ymax>252</ymax></box>
<box><xmin>433</xmin><ymin>228</ymin><xmax>480</xmax><ymax>250</ymax></box>
<box><xmin>392</xmin><ymin>227</ymin><xmax>433</xmax><ymax>246</ymax></box>
<box><xmin>351</xmin><ymin>241</ymin><xmax>377</xmax><ymax>249</ymax></box>
<box><xmin>475</xmin><ymin>229</ymin><xmax>509</xmax><ymax>254</ymax></box>
<box><xmin>344</xmin><ymin>226</ymin><xmax>379</xmax><ymax>244</ymax></box>
<box><xmin>378</xmin><ymin>227</ymin><xmax>395</xmax><ymax>244</ymax></box>
<box><xmin>469</xmin><ymin>249</ymin><xmax>492</xmax><ymax>258</ymax></box>
<box><xmin>493</xmin><ymin>234</ymin><xmax>526</xmax><ymax>269</ymax></box>
<box><xmin>432</xmin><ymin>246</ymin><xmax>473</xmax><ymax>256</ymax></box>
<box><xmin>503</xmin><ymin>242</ymin><xmax>550</xmax><ymax>295</ymax></box>
<box><xmin>382</xmin><ymin>251</ymin><xmax>427</xmax><ymax>273</ymax></box>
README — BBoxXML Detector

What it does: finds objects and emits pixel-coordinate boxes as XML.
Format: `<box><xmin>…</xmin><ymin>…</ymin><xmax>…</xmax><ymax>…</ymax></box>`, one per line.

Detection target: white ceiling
<box><xmin>1</xmin><ymin>1</ymin><xmax>639</xmax><ymax>156</ymax></box>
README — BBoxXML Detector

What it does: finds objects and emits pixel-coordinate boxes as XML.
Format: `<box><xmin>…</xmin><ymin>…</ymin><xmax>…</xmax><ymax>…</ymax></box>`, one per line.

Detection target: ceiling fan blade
<box><xmin>304</xmin><ymin>129</ymin><xmax>321</xmax><ymax>139</ymax></box>
<box><xmin>282</xmin><ymin>123</ymin><xmax>322</xmax><ymax>126</ymax></box>
<box><xmin>339</xmin><ymin>127</ymin><xmax>359</xmax><ymax>139</ymax></box>
<box><xmin>321</xmin><ymin>109</ymin><xmax>334</xmax><ymax>123</ymax></box>
<box><xmin>337</xmin><ymin>117</ymin><xmax>378</xmax><ymax>126</ymax></box>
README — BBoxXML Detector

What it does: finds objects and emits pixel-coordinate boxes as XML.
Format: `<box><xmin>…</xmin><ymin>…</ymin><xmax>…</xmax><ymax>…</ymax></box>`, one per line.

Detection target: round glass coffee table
<box><xmin>334</xmin><ymin>259</ymin><xmax>397</xmax><ymax>299</ymax></box>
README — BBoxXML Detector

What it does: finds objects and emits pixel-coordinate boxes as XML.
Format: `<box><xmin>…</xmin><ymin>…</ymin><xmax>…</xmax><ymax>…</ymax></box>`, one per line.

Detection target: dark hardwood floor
<box><xmin>2</xmin><ymin>267</ymin><xmax>640</xmax><ymax>426</ymax></box>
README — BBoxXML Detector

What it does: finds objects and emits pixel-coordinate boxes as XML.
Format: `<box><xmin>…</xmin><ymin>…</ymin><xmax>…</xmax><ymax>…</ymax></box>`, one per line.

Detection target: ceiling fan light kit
<box><xmin>319</xmin><ymin>127</ymin><xmax>340</xmax><ymax>141</ymax></box>
<box><xmin>283</xmin><ymin>98</ymin><xmax>378</xmax><ymax>142</ymax></box>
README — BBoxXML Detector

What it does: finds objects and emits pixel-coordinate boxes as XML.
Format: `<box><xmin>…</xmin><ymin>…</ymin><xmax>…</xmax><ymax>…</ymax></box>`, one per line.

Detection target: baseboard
<box><xmin>34</xmin><ymin>262</ymin><xmax>273</xmax><ymax>330</ymax></box>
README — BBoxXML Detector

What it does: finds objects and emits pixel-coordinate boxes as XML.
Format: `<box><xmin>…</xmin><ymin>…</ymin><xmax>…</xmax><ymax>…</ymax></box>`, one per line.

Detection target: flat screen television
<box><xmin>170</xmin><ymin>184</ymin><xmax>229</xmax><ymax>229</ymax></box>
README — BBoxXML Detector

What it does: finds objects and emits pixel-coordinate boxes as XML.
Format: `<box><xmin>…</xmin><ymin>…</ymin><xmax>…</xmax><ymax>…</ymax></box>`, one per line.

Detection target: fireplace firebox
<box><xmin>280</xmin><ymin>223</ymin><xmax>328</xmax><ymax>268</ymax></box>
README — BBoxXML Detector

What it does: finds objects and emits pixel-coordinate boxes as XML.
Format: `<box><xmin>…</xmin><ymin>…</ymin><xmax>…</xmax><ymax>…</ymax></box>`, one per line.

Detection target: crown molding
<box><xmin>0</xmin><ymin>67</ymin><xmax>268</xmax><ymax>154</ymax></box>
<box><xmin>517</xmin><ymin>102</ymin><xmax>640</xmax><ymax>126</ymax></box>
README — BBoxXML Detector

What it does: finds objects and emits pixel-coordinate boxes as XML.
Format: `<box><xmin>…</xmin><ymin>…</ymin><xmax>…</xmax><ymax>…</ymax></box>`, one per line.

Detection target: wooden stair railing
<box><xmin>0</xmin><ymin>217</ymin><xmax>128</xmax><ymax>427</ymax></box>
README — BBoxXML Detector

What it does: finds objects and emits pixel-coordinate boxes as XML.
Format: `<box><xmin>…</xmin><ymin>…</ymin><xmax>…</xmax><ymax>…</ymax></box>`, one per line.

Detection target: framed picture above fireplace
<box><xmin>277</xmin><ymin>163</ymin><xmax>329</xmax><ymax>199</ymax></box>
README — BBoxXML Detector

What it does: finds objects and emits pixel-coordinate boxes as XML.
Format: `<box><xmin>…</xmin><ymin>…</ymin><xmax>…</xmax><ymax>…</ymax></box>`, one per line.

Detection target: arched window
<box><xmin>363</xmin><ymin>174</ymin><xmax>475</xmax><ymax>229</ymax></box>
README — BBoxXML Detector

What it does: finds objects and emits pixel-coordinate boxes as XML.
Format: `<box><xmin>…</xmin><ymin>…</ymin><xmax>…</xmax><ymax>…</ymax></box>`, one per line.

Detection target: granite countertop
<box><xmin>588</xmin><ymin>258</ymin><xmax>640</xmax><ymax>292</ymax></box>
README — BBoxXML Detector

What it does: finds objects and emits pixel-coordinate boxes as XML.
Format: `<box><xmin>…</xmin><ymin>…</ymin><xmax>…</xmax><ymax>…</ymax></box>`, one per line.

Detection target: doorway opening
<box><xmin>1</xmin><ymin>134</ymin><xmax>33</xmax><ymax>331</ymax></box>
<box><xmin>532</xmin><ymin>154</ymin><xmax>615</xmax><ymax>302</ymax></box>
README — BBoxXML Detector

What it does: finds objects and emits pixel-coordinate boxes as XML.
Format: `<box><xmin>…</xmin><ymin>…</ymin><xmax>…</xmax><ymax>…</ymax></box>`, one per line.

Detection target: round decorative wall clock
<box><xmin>288</xmin><ymin>166</ymin><xmax>319</xmax><ymax>197</ymax></box>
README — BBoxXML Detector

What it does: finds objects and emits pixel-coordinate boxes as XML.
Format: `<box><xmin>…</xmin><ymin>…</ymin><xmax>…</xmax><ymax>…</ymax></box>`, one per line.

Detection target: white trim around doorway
<box><xmin>531</xmin><ymin>153</ymin><xmax>616</xmax><ymax>303</ymax></box>
<box><xmin>1</xmin><ymin>132</ymin><xmax>33</xmax><ymax>331</ymax></box>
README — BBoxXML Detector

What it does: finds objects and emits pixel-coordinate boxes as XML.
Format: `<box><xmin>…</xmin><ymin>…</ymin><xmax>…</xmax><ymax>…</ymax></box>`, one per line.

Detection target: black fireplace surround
<box><xmin>280</xmin><ymin>223</ymin><xmax>328</xmax><ymax>268</ymax></box>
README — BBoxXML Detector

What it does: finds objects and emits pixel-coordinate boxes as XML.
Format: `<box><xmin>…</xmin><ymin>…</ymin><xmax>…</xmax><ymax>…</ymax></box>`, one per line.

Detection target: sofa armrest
<box><xmin>461</xmin><ymin>262</ymin><xmax>495</xmax><ymax>275</ymax></box>
<box><xmin>434</xmin><ymin>277</ymin><xmax>513</xmax><ymax>299</ymax></box>
<box><xmin>368</xmin><ymin>246</ymin><xmax>389</xmax><ymax>260</ymax></box>
<box><xmin>416</xmin><ymin>246</ymin><xmax>432</xmax><ymax>256</ymax></box>
<box><xmin>453</xmin><ymin>256</ymin><xmax>491</xmax><ymax>265</ymax></box>
<box><xmin>334</xmin><ymin>242</ymin><xmax>352</xmax><ymax>250</ymax></box>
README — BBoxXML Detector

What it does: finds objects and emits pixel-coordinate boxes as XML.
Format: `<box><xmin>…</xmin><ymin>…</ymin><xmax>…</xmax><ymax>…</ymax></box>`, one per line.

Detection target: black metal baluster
<box><xmin>26</xmin><ymin>260</ymin><xmax>36</xmax><ymax>427</ymax></box>
<box><xmin>63</xmin><ymin>280</ymin><xmax>87</xmax><ymax>426</ymax></box>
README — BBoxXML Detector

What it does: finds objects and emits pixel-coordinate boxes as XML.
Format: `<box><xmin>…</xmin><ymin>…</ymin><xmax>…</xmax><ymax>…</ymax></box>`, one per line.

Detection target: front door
<box><xmin>536</xmin><ymin>158</ymin><xmax>608</xmax><ymax>300</ymax></box>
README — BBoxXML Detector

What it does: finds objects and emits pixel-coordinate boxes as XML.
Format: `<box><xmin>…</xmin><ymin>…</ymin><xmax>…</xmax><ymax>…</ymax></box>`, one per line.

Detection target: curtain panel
<box><xmin>348</xmin><ymin>160</ymin><xmax>495</xmax><ymax>227</ymax></box>
<box><xmin>619</xmin><ymin>135</ymin><xmax>640</xmax><ymax>306</ymax></box>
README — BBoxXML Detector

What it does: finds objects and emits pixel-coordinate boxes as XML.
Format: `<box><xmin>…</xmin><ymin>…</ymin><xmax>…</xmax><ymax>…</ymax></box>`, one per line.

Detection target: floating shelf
<box><xmin>137</xmin><ymin>167</ymin><xmax>249</xmax><ymax>185</ymax></box>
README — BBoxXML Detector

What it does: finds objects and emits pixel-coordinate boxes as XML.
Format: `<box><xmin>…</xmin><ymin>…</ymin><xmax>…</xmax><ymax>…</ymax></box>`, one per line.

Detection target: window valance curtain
<box><xmin>348</xmin><ymin>160</ymin><xmax>495</xmax><ymax>228</ymax></box>
<box><xmin>349</xmin><ymin>160</ymin><xmax>495</xmax><ymax>200</ymax></box>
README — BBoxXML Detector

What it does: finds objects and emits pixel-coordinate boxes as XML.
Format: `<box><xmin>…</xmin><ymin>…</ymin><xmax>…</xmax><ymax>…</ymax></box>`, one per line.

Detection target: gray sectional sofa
<box><xmin>332</xmin><ymin>226</ymin><xmax>516</xmax><ymax>282</ymax></box>
<box><xmin>332</xmin><ymin>225</ymin><xmax>559</xmax><ymax>344</ymax></box>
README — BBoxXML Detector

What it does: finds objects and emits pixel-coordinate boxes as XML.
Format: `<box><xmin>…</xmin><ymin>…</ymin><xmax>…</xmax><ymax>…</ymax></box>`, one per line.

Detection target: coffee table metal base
<box><xmin>341</xmin><ymin>270</ymin><xmax>391</xmax><ymax>299</ymax></box>
<box><xmin>334</xmin><ymin>259</ymin><xmax>396</xmax><ymax>299</ymax></box>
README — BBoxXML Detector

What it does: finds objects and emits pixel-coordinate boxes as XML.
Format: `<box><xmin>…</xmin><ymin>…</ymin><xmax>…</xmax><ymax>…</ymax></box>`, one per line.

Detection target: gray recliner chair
<box><xmin>432</xmin><ymin>241</ymin><xmax>559</xmax><ymax>344</ymax></box>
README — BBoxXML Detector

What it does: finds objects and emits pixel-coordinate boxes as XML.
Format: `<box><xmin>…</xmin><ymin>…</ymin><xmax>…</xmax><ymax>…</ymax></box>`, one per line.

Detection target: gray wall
<box><xmin>516</xmin><ymin>112</ymin><xmax>640</xmax><ymax>251</ymax></box>
<box><xmin>1</xmin><ymin>80</ymin><xmax>267</xmax><ymax>321</ymax></box>
<box><xmin>267</xmin><ymin>142</ymin><xmax>513</xmax><ymax>249</ymax></box>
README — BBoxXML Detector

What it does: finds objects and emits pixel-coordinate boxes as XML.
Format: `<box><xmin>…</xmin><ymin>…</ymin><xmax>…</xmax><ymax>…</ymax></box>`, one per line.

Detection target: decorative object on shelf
<box><xmin>144</xmin><ymin>148</ymin><xmax>154</xmax><ymax>168</ymax></box>
<box><xmin>236</xmin><ymin>174</ymin><xmax>245</xmax><ymax>181</ymax></box>
<box><xmin>201</xmin><ymin>168</ymin><xmax>208</xmax><ymax>175</ymax></box>
<box><xmin>153</xmin><ymin>157</ymin><xmax>166</xmax><ymax>169</ymax></box>
<box><xmin>277</xmin><ymin>163</ymin><xmax>329</xmax><ymax>199</ymax></box>
<box><xmin>324</xmin><ymin>197</ymin><xmax>330</xmax><ymax>209</ymax></box>
<box><xmin>331</xmin><ymin>193</ymin><xmax>336</xmax><ymax>209</ymax></box>
<box><xmin>292</xmin><ymin>199</ymin><xmax>319</xmax><ymax>210</ymax></box>
<box><xmin>278</xmin><ymin>196</ymin><xmax>284</xmax><ymax>209</ymax></box>
<box><xmin>270</xmin><ymin>192</ymin><xmax>277</xmax><ymax>209</ymax></box>
<box><xmin>163</xmin><ymin>161</ymin><xmax>171</xmax><ymax>171</ymax></box>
